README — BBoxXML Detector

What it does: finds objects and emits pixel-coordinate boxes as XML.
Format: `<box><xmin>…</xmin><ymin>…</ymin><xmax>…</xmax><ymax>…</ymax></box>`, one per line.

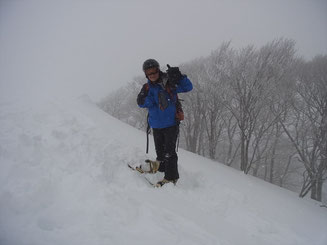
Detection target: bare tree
<box><xmin>98</xmin><ymin>86</ymin><xmax>130</xmax><ymax>120</ymax></box>
<box><xmin>180</xmin><ymin>59</ymin><xmax>206</xmax><ymax>154</ymax></box>
<box><xmin>201</xmin><ymin>43</ymin><xmax>232</xmax><ymax>159</ymax></box>
<box><xmin>221</xmin><ymin>114</ymin><xmax>240</xmax><ymax>167</ymax></box>
<box><xmin>279</xmin><ymin>55</ymin><xmax>327</xmax><ymax>201</ymax></box>
<box><xmin>225</xmin><ymin>39</ymin><xmax>296</xmax><ymax>173</ymax></box>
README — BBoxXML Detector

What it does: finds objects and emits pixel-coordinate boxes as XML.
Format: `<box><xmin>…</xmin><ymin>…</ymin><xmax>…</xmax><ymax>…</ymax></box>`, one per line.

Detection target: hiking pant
<box><xmin>152</xmin><ymin>125</ymin><xmax>179</xmax><ymax>181</ymax></box>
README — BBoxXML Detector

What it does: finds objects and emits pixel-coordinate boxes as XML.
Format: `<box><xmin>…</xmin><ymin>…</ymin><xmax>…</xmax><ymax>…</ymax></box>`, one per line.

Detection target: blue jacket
<box><xmin>138</xmin><ymin>74</ymin><xmax>193</xmax><ymax>129</ymax></box>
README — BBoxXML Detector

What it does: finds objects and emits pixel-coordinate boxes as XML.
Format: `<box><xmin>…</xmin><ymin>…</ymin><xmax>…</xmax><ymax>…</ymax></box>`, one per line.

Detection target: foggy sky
<box><xmin>1</xmin><ymin>0</ymin><xmax>326</xmax><ymax>100</ymax></box>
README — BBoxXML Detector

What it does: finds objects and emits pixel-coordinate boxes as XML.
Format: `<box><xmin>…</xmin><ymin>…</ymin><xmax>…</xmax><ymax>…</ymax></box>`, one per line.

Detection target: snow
<box><xmin>0</xmin><ymin>94</ymin><xmax>326</xmax><ymax>245</ymax></box>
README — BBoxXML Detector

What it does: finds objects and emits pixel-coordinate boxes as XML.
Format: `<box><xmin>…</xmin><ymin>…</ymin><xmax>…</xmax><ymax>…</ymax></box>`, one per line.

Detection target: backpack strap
<box><xmin>166</xmin><ymin>86</ymin><xmax>184</xmax><ymax>123</ymax></box>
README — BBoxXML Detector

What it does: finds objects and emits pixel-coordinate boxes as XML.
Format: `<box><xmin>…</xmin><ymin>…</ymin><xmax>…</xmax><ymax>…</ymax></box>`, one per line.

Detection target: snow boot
<box><xmin>155</xmin><ymin>178</ymin><xmax>178</xmax><ymax>188</ymax></box>
<box><xmin>135</xmin><ymin>159</ymin><xmax>160</xmax><ymax>174</ymax></box>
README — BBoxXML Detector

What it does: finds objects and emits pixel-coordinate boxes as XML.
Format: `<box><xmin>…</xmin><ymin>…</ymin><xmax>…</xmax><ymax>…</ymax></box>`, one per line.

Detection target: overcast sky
<box><xmin>1</xmin><ymin>0</ymin><xmax>326</xmax><ymax>100</ymax></box>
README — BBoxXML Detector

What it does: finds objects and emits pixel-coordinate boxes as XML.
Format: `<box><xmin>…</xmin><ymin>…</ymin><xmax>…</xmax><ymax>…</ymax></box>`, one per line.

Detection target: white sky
<box><xmin>1</xmin><ymin>0</ymin><xmax>326</xmax><ymax>100</ymax></box>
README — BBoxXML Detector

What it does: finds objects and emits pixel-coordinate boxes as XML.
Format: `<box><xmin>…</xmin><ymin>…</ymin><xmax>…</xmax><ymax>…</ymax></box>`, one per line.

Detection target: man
<box><xmin>137</xmin><ymin>59</ymin><xmax>193</xmax><ymax>187</ymax></box>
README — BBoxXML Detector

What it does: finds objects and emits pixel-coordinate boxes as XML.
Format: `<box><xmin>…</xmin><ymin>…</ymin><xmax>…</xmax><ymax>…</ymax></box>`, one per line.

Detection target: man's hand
<box><xmin>137</xmin><ymin>83</ymin><xmax>149</xmax><ymax>105</ymax></box>
<box><xmin>166</xmin><ymin>64</ymin><xmax>183</xmax><ymax>87</ymax></box>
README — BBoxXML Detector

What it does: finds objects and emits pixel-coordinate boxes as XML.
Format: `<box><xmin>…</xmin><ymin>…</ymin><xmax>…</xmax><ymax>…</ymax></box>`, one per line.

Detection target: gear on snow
<box><xmin>135</xmin><ymin>159</ymin><xmax>160</xmax><ymax>174</ymax></box>
<box><xmin>155</xmin><ymin>178</ymin><xmax>177</xmax><ymax>187</ymax></box>
<box><xmin>127</xmin><ymin>160</ymin><xmax>178</xmax><ymax>188</ymax></box>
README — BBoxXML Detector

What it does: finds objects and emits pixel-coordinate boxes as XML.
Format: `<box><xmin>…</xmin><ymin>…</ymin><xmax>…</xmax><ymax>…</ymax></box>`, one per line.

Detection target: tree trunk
<box><xmin>240</xmin><ymin>132</ymin><xmax>246</xmax><ymax>172</ymax></box>
<box><xmin>317</xmin><ymin>175</ymin><xmax>323</xmax><ymax>202</ymax></box>
<box><xmin>310</xmin><ymin>179</ymin><xmax>317</xmax><ymax>200</ymax></box>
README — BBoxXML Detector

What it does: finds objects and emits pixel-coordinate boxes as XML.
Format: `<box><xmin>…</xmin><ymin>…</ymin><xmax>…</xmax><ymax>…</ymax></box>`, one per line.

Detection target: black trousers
<box><xmin>152</xmin><ymin>125</ymin><xmax>179</xmax><ymax>181</ymax></box>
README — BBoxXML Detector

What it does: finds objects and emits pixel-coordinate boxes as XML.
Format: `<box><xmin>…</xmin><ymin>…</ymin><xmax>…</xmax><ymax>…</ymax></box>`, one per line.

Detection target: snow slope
<box><xmin>0</xmin><ymin>95</ymin><xmax>326</xmax><ymax>245</ymax></box>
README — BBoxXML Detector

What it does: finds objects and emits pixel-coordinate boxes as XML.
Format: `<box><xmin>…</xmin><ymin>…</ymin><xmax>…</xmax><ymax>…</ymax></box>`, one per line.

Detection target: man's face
<box><xmin>145</xmin><ymin>67</ymin><xmax>159</xmax><ymax>82</ymax></box>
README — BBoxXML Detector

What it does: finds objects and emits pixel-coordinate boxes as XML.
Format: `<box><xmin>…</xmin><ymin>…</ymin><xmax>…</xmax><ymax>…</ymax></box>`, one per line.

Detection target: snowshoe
<box><xmin>127</xmin><ymin>163</ymin><xmax>155</xmax><ymax>187</ymax></box>
<box><xmin>135</xmin><ymin>159</ymin><xmax>160</xmax><ymax>174</ymax></box>
<box><xmin>155</xmin><ymin>178</ymin><xmax>178</xmax><ymax>188</ymax></box>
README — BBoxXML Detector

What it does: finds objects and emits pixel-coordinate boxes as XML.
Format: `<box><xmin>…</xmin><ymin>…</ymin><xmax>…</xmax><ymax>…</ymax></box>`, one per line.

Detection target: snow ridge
<box><xmin>0</xmin><ymin>96</ymin><xmax>326</xmax><ymax>245</ymax></box>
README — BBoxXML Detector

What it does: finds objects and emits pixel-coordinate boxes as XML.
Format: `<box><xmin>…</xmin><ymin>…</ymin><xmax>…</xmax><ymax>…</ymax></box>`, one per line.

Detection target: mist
<box><xmin>1</xmin><ymin>0</ymin><xmax>326</xmax><ymax>101</ymax></box>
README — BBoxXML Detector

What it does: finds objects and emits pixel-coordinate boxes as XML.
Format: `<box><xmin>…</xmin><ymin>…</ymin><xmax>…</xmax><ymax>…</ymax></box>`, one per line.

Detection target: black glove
<box><xmin>166</xmin><ymin>64</ymin><xmax>183</xmax><ymax>87</ymax></box>
<box><xmin>137</xmin><ymin>83</ymin><xmax>149</xmax><ymax>105</ymax></box>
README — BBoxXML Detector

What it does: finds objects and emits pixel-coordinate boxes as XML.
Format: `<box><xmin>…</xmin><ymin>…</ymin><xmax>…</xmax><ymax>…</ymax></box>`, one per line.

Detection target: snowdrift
<box><xmin>0</xmin><ymin>95</ymin><xmax>326</xmax><ymax>245</ymax></box>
